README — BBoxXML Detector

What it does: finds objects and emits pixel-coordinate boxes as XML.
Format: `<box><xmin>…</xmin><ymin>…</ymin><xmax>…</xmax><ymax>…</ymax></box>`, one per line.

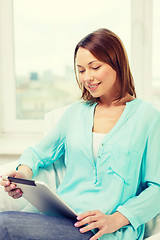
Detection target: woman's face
<box><xmin>76</xmin><ymin>47</ymin><xmax>119</xmax><ymax>102</ymax></box>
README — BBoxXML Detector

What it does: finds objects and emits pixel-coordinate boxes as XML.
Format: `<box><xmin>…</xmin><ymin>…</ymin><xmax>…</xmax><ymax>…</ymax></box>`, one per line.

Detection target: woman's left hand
<box><xmin>74</xmin><ymin>210</ymin><xmax>129</xmax><ymax>240</ymax></box>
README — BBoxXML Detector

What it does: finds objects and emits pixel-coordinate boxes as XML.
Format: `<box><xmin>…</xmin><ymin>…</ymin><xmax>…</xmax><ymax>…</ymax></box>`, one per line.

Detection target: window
<box><xmin>13</xmin><ymin>0</ymin><xmax>131</xmax><ymax>121</ymax></box>
<box><xmin>1</xmin><ymin>0</ymin><xmax>138</xmax><ymax>135</ymax></box>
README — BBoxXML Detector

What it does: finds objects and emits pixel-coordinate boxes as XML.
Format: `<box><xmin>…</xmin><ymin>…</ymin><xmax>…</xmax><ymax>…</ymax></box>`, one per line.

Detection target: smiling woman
<box><xmin>74</xmin><ymin>28</ymin><xmax>136</xmax><ymax>104</ymax></box>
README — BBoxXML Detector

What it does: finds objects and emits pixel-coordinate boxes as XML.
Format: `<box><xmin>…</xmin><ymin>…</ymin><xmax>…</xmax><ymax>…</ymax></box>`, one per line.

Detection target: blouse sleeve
<box><xmin>17</xmin><ymin>107</ymin><xmax>69</xmax><ymax>178</ymax></box>
<box><xmin>117</xmin><ymin>114</ymin><xmax>160</xmax><ymax>230</ymax></box>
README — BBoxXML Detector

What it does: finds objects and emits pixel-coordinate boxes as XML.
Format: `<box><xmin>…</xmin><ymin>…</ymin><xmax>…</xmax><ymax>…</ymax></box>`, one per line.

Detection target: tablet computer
<box><xmin>8</xmin><ymin>176</ymin><xmax>77</xmax><ymax>219</ymax></box>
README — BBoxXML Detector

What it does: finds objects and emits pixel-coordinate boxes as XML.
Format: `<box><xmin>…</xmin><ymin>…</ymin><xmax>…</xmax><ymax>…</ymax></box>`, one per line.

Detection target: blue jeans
<box><xmin>0</xmin><ymin>211</ymin><xmax>95</xmax><ymax>240</ymax></box>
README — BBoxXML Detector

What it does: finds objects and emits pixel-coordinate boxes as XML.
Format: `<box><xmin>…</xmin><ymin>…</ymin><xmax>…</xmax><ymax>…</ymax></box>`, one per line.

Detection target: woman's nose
<box><xmin>83</xmin><ymin>71</ymin><xmax>93</xmax><ymax>82</ymax></box>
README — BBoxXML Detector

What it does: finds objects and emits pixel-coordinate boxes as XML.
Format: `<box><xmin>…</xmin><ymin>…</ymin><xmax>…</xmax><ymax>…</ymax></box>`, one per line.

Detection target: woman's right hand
<box><xmin>0</xmin><ymin>171</ymin><xmax>27</xmax><ymax>199</ymax></box>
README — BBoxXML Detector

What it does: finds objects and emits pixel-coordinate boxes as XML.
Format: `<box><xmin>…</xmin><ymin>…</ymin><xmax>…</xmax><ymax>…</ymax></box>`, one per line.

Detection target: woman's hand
<box><xmin>74</xmin><ymin>210</ymin><xmax>129</xmax><ymax>240</ymax></box>
<box><xmin>0</xmin><ymin>165</ymin><xmax>33</xmax><ymax>199</ymax></box>
<box><xmin>0</xmin><ymin>170</ymin><xmax>28</xmax><ymax>199</ymax></box>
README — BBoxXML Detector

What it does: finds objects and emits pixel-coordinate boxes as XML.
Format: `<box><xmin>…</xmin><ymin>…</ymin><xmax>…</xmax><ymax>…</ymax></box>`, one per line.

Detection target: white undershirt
<box><xmin>92</xmin><ymin>132</ymin><xmax>106</xmax><ymax>159</ymax></box>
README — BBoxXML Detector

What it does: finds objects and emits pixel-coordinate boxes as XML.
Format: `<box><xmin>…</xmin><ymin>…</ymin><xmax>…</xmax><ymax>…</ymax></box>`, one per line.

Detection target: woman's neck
<box><xmin>98</xmin><ymin>94</ymin><xmax>135</xmax><ymax>108</ymax></box>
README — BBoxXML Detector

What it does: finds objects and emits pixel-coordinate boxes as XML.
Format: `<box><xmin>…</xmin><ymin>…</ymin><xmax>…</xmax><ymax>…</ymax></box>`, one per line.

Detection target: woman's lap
<box><xmin>0</xmin><ymin>211</ymin><xmax>94</xmax><ymax>240</ymax></box>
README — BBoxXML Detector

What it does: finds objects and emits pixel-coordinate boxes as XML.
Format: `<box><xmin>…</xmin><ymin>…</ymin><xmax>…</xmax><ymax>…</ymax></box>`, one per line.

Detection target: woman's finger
<box><xmin>79</xmin><ymin>222</ymin><xmax>99</xmax><ymax>233</ymax></box>
<box><xmin>8</xmin><ymin>188</ymin><xmax>22</xmax><ymax>198</ymax></box>
<box><xmin>5</xmin><ymin>171</ymin><xmax>17</xmax><ymax>178</ymax></box>
<box><xmin>0</xmin><ymin>180</ymin><xmax>10</xmax><ymax>187</ymax></box>
<box><xmin>12</xmin><ymin>192</ymin><xmax>23</xmax><ymax>199</ymax></box>
<box><xmin>4</xmin><ymin>183</ymin><xmax>17</xmax><ymax>192</ymax></box>
<box><xmin>77</xmin><ymin>210</ymin><xmax>99</xmax><ymax>220</ymax></box>
<box><xmin>75</xmin><ymin>215</ymin><xmax>96</xmax><ymax>227</ymax></box>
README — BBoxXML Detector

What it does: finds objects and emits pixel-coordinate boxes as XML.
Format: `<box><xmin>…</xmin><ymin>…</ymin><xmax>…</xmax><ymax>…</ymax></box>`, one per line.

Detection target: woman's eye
<box><xmin>92</xmin><ymin>66</ymin><xmax>101</xmax><ymax>70</ymax></box>
<box><xmin>79</xmin><ymin>70</ymin><xmax>85</xmax><ymax>74</ymax></box>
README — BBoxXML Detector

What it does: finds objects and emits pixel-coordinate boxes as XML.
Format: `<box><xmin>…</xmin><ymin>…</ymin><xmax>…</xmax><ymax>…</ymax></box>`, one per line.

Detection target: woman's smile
<box><xmin>87</xmin><ymin>82</ymin><xmax>101</xmax><ymax>91</ymax></box>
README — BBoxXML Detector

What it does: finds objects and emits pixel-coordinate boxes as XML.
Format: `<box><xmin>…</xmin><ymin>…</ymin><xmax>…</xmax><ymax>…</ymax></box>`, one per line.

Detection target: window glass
<box><xmin>152</xmin><ymin>0</ymin><xmax>160</xmax><ymax>102</ymax></box>
<box><xmin>13</xmin><ymin>0</ymin><xmax>131</xmax><ymax>119</ymax></box>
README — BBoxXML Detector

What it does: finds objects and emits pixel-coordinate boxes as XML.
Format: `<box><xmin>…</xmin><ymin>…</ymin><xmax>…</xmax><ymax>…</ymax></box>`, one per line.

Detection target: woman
<box><xmin>1</xmin><ymin>28</ymin><xmax>160</xmax><ymax>240</ymax></box>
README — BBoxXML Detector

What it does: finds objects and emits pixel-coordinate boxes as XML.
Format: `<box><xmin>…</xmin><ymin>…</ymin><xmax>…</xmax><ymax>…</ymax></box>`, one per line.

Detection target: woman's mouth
<box><xmin>87</xmin><ymin>83</ymin><xmax>101</xmax><ymax>91</ymax></box>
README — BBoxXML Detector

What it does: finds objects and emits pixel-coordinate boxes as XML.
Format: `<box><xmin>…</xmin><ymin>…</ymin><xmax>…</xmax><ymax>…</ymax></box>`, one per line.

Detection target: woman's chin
<box><xmin>89</xmin><ymin>92</ymin><xmax>101</xmax><ymax>98</ymax></box>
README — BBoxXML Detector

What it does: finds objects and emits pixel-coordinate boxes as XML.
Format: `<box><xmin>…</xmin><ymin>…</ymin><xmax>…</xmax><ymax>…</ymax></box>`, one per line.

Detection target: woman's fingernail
<box><xmin>74</xmin><ymin>222</ymin><xmax>79</xmax><ymax>227</ymax></box>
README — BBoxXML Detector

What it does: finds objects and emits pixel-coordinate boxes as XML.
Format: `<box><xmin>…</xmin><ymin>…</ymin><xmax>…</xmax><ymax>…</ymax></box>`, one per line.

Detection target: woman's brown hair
<box><xmin>74</xmin><ymin>28</ymin><xmax>136</xmax><ymax>104</ymax></box>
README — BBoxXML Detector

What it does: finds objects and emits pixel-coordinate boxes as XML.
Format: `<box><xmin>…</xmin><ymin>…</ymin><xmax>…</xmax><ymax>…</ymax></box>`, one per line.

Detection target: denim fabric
<box><xmin>0</xmin><ymin>211</ymin><xmax>94</xmax><ymax>240</ymax></box>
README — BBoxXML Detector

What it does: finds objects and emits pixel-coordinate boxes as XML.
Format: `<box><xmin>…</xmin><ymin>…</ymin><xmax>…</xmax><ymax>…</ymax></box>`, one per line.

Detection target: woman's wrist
<box><xmin>112</xmin><ymin>211</ymin><xmax>130</xmax><ymax>230</ymax></box>
<box><xmin>18</xmin><ymin>164</ymin><xmax>33</xmax><ymax>179</ymax></box>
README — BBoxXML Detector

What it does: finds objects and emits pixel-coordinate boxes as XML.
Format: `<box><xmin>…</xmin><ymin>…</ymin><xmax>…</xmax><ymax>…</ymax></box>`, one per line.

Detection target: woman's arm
<box><xmin>17</xmin><ymin>108</ymin><xmax>69</xmax><ymax>178</ymax></box>
<box><xmin>1</xmin><ymin>107</ymin><xmax>70</xmax><ymax>199</ymax></box>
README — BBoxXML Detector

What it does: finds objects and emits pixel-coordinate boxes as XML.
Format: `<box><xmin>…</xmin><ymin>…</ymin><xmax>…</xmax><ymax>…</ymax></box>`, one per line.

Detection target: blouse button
<box><xmin>102</xmin><ymin>143</ymin><xmax>104</xmax><ymax>146</ymax></box>
<box><xmin>98</xmin><ymin>155</ymin><xmax>101</xmax><ymax>158</ymax></box>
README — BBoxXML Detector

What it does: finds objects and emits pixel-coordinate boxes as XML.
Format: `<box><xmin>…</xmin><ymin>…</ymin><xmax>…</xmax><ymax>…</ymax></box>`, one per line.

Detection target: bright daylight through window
<box><xmin>152</xmin><ymin>0</ymin><xmax>160</xmax><ymax>103</ymax></box>
<box><xmin>13</xmin><ymin>0</ymin><xmax>131</xmax><ymax>119</ymax></box>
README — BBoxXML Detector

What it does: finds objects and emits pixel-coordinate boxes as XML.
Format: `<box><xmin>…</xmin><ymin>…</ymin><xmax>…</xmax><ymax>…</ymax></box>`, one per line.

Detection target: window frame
<box><xmin>131</xmin><ymin>0</ymin><xmax>153</xmax><ymax>102</ymax></box>
<box><xmin>0</xmin><ymin>0</ymin><xmax>43</xmax><ymax>134</ymax></box>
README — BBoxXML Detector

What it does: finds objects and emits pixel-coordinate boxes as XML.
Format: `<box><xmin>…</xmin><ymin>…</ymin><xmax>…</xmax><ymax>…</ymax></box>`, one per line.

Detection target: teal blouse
<box><xmin>18</xmin><ymin>99</ymin><xmax>160</xmax><ymax>240</ymax></box>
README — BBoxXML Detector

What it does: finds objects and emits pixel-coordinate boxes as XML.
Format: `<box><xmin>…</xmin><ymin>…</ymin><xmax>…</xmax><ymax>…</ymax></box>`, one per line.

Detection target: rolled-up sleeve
<box><xmin>17</xmin><ymin>108</ymin><xmax>69</xmax><ymax>177</ymax></box>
